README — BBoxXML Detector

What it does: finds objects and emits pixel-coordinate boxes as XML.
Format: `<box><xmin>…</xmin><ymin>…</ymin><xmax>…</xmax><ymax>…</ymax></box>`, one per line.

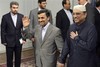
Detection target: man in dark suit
<box><xmin>94</xmin><ymin>1</ymin><xmax>100</xmax><ymax>67</ymax></box>
<box><xmin>58</xmin><ymin>5</ymin><xmax>97</xmax><ymax>67</ymax></box>
<box><xmin>1</xmin><ymin>1</ymin><xmax>25</xmax><ymax>67</ymax></box>
<box><xmin>56</xmin><ymin>0</ymin><xmax>73</xmax><ymax>41</ymax></box>
<box><xmin>77</xmin><ymin>0</ymin><xmax>95</xmax><ymax>24</ymax></box>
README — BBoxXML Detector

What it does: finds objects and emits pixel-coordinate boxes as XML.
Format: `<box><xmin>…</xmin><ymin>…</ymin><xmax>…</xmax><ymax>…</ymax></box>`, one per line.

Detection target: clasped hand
<box><xmin>70</xmin><ymin>31</ymin><xmax>78</xmax><ymax>39</ymax></box>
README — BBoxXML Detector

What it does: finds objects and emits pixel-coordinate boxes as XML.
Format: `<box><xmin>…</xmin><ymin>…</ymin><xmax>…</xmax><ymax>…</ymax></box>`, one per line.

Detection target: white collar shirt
<box><xmin>84</xmin><ymin>2</ymin><xmax>88</xmax><ymax>6</ymax></box>
<box><xmin>11</xmin><ymin>12</ymin><xmax>17</xmax><ymax>27</ymax></box>
<box><xmin>96</xmin><ymin>8</ymin><xmax>100</xmax><ymax>13</ymax></box>
<box><xmin>64</xmin><ymin>9</ymin><xmax>73</xmax><ymax>25</ymax></box>
<box><xmin>41</xmin><ymin>22</ymin><xmax>50</xmax><ymax>40</ymax></box>
<box><xmin>38</xmin><ymin>7</ymin><xmax>42</xmax><ymax>11</ymax></box>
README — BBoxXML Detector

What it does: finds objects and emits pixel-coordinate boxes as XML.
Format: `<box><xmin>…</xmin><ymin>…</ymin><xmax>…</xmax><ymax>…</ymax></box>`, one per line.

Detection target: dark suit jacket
<box><xmin>94</xmin><ymin>8</ymin><xmax>100</xmax><ymax>57</ymax></box>
<box><xmin>85</xmin><ymin>3</ymin><xmax>95</xmax><ymax>23</ymax></box>
<box><xmin>56</xmin><ymin>9</ymin><xmax>72</xmax><ymax>41</ymax></box>
<box><xmin>1</xmin><ymin>12</ymin><xmax>24</xmax><ymax>47</ymax></box>
<box><xmin>60</xmin><ymin>21</ymin><xmax>97</xmax><ymax>67</ymax></box>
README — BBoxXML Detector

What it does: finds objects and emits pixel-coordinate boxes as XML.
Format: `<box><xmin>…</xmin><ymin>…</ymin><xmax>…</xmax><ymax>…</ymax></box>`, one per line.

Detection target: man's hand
<box><xmin>22</xmin><ymin>16</ymin><xmax>30</xmax><ymax>28</ymax></box>
<box><xmin>22</xmin><ymin>40</ymin><xmax>26</xmax><ymax>44</ymax></box>
<box><xmin>57</xmin><ymin>61</ymin><xmax>64</xmax><ymax>67</ymax></box>
<box><xmin>70</xmin><ymin>31</ymin><xmax>78</xmax><ymax>39</ymax></box>
<box><xmin>31</xmin><ymin>38</ymin><xmax>35</xmax><ymax>42</ymax></box>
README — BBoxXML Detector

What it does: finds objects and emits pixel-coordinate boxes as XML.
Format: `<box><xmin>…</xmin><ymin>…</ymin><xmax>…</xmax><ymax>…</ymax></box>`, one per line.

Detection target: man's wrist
<box><xmin>3</xmin><ymin>43</ymin><xmax>7</xmax><ymax>46</ymax></box>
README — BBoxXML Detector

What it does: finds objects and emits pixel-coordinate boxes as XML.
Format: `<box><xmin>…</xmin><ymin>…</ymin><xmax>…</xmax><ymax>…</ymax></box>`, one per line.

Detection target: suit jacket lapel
<box><xmin>62</xmin><ymin>9</ymin><xmax>70</xmax><ymax>22</ymax></box>
<box><xmin>16</xmin><ymin>14</ymin><xmax>19</xmax><ymax>28</ymax></box>
<box><xmin>8</xmin><ymin>13</ymin><xmax>16</xmax><ymax>28</ymax></box>
<box><xmin>41</xmin><ymin>24</ymin><xmax>53</xmax><ymax>46</ymax></box>
<box><xmin>38</xmin><ymin>26</ymin><xmax>42</xmax><ymax>45</ymax></box>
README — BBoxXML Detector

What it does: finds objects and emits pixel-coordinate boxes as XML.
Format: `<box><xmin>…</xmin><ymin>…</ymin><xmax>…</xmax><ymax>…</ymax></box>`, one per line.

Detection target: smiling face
<box><xmin>38</xmin><ymin>13</ymin><xmax>50</xmax><ymax>27</ymax></box>
<box><xmin>73</xmin><ymin>9</ymin><xmax>87</xmax><ymax>25</ymax></box>
<box><xmin>10</xmin><ymin>4</ymin><xmax>19</xmax><ymax>14</ymax></box>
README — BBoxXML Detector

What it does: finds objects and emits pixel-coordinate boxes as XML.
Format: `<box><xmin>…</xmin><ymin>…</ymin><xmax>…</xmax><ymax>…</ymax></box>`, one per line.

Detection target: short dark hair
<box><xmin>96</xmin><ymin>1</ymin><xmax>100</xmax><ymax>7</ymax></box>
<box><xmin>38</xmin><ymin>0</ymin><xmax>46</xmax><ymax>3</ymax></box>
<box><xmin>38</xmin><ymin>9</ymin><xmax>50</xmax><ymax>17</ymax></box>
<box><xmin>62</xmin><ymin>0</ymin><xmax>67</xmax><ymax>7</ymax></box>
<box><xmin>10</xmin><ymin>1</ymin><xmax>19</xmax><ymax>8</ymax></box>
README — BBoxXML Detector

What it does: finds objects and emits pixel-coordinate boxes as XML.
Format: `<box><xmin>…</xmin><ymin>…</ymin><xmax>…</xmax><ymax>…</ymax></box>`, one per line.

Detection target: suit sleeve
<box><xmin>75</xmin><ymin>26</ymin><xmax>97</xmax><ymax>51</ymax></box>
<box><xmin>59</xmin><ymin>29</ymin><xmax>70</xmax><ymax>64</ymax></box>
<box><xmin>22</xmin><ymin>27</ymin><xmax>35</xmax><ymax>40</ymax></box>
<box><xmin>1</xmin><ymin>16</ymin><xmax>7</xmax><ymax>44</ymax></box>
<box><xmin>29</xmin><ymin>10</ymin><xmax>34</xmax><ymax>30</ymax></box>
<box><xmin>86</xmin><ymin>4</ymin><xmax>95</xmax><ymax>24</ymax></box>
<box><xmin>54</xmin><ymin>29</ymin><xmax>64</xmax><ymax>56</ymax></box>
<box><xmin>56</xmin><ymin>12</ymin><xmax>62</xmax><ymax>29</ymax></box>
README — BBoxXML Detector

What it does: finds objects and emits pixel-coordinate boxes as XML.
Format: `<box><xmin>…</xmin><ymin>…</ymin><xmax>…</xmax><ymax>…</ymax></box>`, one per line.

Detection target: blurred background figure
<box><xmin>77</xmin><ymin>0</ymin><xmax>95</xmax><ymax>24</ymax></box>
<box><xmin>56</xmin><ymin>0</ymin><xmax>73</xmax><ymax>41</ymax></box>
<box><xmin>94</xmin><ymin>1</ymin><xmax>100</xmax><ymax>67</ymax></box>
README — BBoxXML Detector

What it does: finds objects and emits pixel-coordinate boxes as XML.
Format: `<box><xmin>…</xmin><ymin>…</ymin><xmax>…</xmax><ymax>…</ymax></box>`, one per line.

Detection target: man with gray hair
<box><xmin>57</xmin><ymin>5</ymin><xmax>97</xmax><ymax>67</ymax></box>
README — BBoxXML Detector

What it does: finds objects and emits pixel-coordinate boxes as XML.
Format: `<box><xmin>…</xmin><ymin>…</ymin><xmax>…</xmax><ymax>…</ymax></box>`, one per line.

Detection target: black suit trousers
<box><xmin>6</xmin><ymin>45</ymin><xmax>22</xmax><ymax>67</ymax></box>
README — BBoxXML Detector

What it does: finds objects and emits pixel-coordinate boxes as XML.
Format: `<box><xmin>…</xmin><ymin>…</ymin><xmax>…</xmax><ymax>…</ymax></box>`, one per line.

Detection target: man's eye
<box><xmin>76</xmin><ymin>13</ymin><xmax>81</xmax><ymax>15</ymax></box>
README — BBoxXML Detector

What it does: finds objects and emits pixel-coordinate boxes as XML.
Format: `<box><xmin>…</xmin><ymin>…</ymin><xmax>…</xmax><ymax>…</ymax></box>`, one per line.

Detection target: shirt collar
<box><xmin>84</xmin><ymin>2</ymin><xmax>88</xmax><ymax>6</ymax></box>
<box><xmin>42</xmin><ymin>22</ymin><xmax>50</xmax><ymax>30</ymax></box>
<box><xmin>63</xmin><ymin>8</ymin><xmax>70</xmax><ymax>12</ymax></box>
<box><xmin>96</xmin><ymin>8</ymin><xmax>100</xmax><ymax>13</ymax></box>
<box><xmin>75</xmin><ymin>20</ymin><xmax>87</xmax><ymax>31</ymax></box>
<box><xmin>38</xmin><ymin>7</ymin><xmax>42</xmax><ymax>11</ymax></box>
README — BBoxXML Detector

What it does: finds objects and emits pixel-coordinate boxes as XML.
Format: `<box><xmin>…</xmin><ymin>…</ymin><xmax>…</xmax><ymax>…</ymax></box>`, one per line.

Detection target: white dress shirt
<box><xmin>96</xmin><ymin>8</ymin><xmax>100</xmax><ymax>13</ymax></box>
<box><xmin>84</xmin><ymin>2</ymin><xmax>88</xmax><ymax>6</ymax></box>
<box><xmin>38</xmin><ymin>7</ymin><xmax>42</xmax><ymax>11</ymax></box>
<box><xmin>42</xmin><ymin>22</ymin><xmax>50</xmax><ymax>40</ymax></box>
<box><xmin>11</xmin><ymin>12</ymin><xmax>17</xmax><ymax>27</ymax></box>
<box><xmin>64</xmin><ymin>9</ymin><xmax>73</xmax><ymax>25</ymax></box>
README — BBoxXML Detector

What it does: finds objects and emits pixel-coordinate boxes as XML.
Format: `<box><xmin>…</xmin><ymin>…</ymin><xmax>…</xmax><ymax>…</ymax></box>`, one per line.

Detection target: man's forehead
<box><xmin>73</xmin><ymin>5</ymin><xmax>86</xmax><ymax>12</ymax></box>
<box><xmin>38</xmin><ymin>13</ymin><xmax>46</xmax><ymax>17</ymax></box>
<box><xmin>40</xmin><ymin>1</ymin><xmax>47</xmax><ymax>4</ymax></box>
<box><xmin>73</xmin><ymin>9</ymin><xmax>83</xmax><ymax>12</ymax></box>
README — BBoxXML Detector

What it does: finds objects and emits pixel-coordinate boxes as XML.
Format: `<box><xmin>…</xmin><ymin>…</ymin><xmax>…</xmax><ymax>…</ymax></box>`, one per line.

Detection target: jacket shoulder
<box><xmin>17</xmin><ymin>13</ymin><xmax>24</xmax><ymax>17</ymax></box>
<box><xmin>51</xmin><ymin>24</ymin><xmax>60</xmax><ymax>31</ymax></box>
<box><xmin>2</xmin><ymin>13</ymin><xmax>10</xmax><ymax>17</ymax></box>
<box><xmin>30</xmin><ymin>8</ymin><xmax>38</xmax><ymax>12</ymax></box>
<box><xmin>57</xmin><ymin>9</ymin><xmax>64</xmax><ymax>14</ymax></box>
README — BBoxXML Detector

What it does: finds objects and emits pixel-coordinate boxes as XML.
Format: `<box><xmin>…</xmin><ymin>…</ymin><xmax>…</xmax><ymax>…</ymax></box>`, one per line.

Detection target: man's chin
<box><xmin>14</xmin><ymin>13</ymin><xmax>17</xmax><ymax>15</ymax></box>
<box><xmin>12</xmin><ymin>12</ymin><xmax>18</xmax><ymax>15</ymax></box>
